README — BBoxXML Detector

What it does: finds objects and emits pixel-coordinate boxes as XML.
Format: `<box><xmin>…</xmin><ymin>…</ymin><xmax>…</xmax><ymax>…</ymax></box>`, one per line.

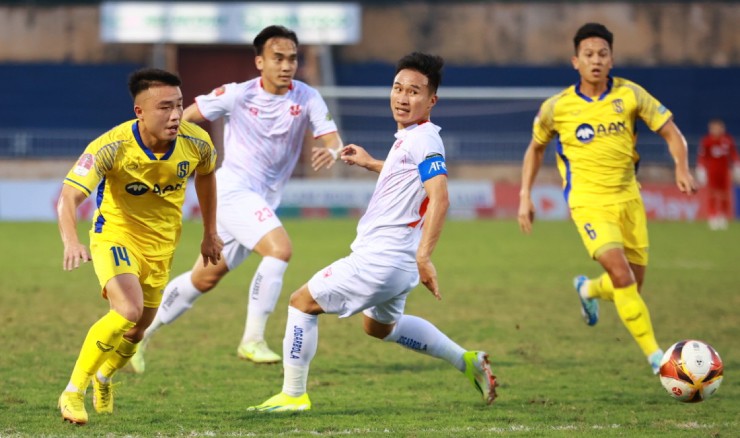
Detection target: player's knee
<box><xmin>268</xmin><ymin>245</ymin><xmax>292</xmax><ymax>262</ymax></box>
<box><xmin>362</xmin><ymin>316</ymin><xmax>394</xmax><ymax>339</ymax></box>
<box><xmin>288</xmin><ymin>288</ymin><xmax>322</xmax><ymax>314</ymax></box>
<box><xmin>115</xmin><ymin>305</ymin><xmax>142</xmax><ymax>326</ymax></box>
<box><xmin>190</xmin><ymin>268</ymin><xmax>225</xmax><ymax>292</ymax></box>
<box><xmin>608</xmin><ymin>269</ymin><xmax>634</xmax><ymax>289</ymax></box>
<box><xmin>123</xmin><ymin>327</ymin><xmax>146</xmax><ymax>343</ymax></box>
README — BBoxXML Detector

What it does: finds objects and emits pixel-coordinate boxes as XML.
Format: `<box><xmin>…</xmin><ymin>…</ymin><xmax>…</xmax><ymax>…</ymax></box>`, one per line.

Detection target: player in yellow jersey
<box><xmin>518</xmin><ymin>23</ymin><xmax>696</xmax><ymax>374</ymax></box>
<box><xmin>56</xmin><ymin>68</ymin><xmax>223</xmax><ymax>425</ymax></box>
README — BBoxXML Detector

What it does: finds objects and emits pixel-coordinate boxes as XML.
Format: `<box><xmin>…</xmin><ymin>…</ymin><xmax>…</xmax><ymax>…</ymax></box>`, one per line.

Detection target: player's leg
<box><xmin>92</xmin><ymin>305</ymin><xmax>157</xmax><ymax>414</ymax></box>
<box><xmin>248</xmin><ymin>284</ymin><xmax>322</xmax><ymax>412</ymax></box>
<box><xmin>715</xmin><ymin>176</ymin><xmax>732</xmax><ymax>229</ymax></box>
<box><xmin>598</xmin><ymin>248</ymin><xmax>661</xmax><ymax>372</ymax></box>
<box><xmin>130</xmin><ymin>254</ymin><xmax>232</xmax><ymax>373</ymax></box>
<box><xmin>59</xmin><ymin>273</ymin><xmax>141</xmax><ymax>424</ymax></box>
<box><xmin>570</xmin><ymin>205</ymin><xmax>626</xmax><ymax>325</ymax></box>
<box><xmin>607</xmin><ymin>198</ymin><xmax>662</xmax><ymax>373</ymax></box>
<box><xmin>365</xmin><ymin>293</ymin><xmax>497</xmax><ymax>405</ymax></box>
<box><xmin>238</xmin><ymin>225</ymin><xmax>291</xmax><ymax>364</ymax></box>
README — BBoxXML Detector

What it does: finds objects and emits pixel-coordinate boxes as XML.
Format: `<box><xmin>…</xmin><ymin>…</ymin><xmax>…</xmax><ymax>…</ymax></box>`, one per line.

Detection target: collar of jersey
<box><xmin>574</xmin><ymin>76</ymin><xmax>613</xmax><ymax>102</ymax></box>
<box><xmin>259</xmin><ymin>78</ymin><xmax>294</xmax><ymax>93</ymax></box>
<box><xmin>395</xmin><ymin>120</ymin><xmax>437</xmax><ymax>139</ymax></box>
<box><xmin>132</xmin><ymin>121</ymin><xmax>176</xmax><ymax>160</ymax></box>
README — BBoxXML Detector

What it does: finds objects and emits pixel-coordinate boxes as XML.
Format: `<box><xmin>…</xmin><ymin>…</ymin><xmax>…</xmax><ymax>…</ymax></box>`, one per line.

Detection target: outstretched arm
<box><xmin>183</xmin><ymin>103</ymin><xmax>207</xmax><ymax>124</ymax></box>
<box><xmin>417</xmin><ymin>175</ymin><xmax>449</xmax><ymax>301</ymax></box>
<box><xmin>340</xmin><ymin>144</ymin><xmax>384</xmax><ymax>173</ymax></box>
<box><xmin>57</xmin><ymin>185</ymin><xmax>91</xmax><ymax>271</ymax></box>
<box><xmin>658</xmin><ymin>120</ymin><xmax>697</xmax><ymax>195</ymax></box>
<box><xmin>518</xmin><ymin>138</ymin><xmax>548</xmax><ymax>234</ymax></box>
<box><xmin>311</xmin><ymin>132</ymin><xmax>344</xmax><ymax>171</ymax></box>
<box><xmin>194</xmin><ymin>171</ymin><xmax>223</xmax><ymax>266</ymax></box>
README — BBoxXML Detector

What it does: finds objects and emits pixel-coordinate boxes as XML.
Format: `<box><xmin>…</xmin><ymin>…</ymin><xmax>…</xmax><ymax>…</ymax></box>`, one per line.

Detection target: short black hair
<box><xmin>573</xmin><ymin>22</ymin><xmax>613</xmax><ymax>53</ymax></box>
<box><xmin>127</xmin><ymin>68</ymin><xmax>181</xmax><ymax>99</ymax></box>
<box><xmin>253</xmin><ymin>25</ymin><xmax>299</xmax><ymax>56</ymax></box>
<box><xmin>395</xmin><ymin>52</ymin><xmax>444</xmax><ymax>94</ymax></box>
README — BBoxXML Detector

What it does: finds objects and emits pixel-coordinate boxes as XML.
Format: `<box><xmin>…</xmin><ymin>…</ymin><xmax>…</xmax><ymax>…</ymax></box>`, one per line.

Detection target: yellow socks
<box><xmin>69</xmin><ymin>310</ymin><xmax>136</xmax><ymax>391</ymax></box>
<box><xmin>587</xmin><ymin>273</ymin><xmax>615</xmax><ymax>301</ymax></box>
<box><xmin>613</xmin><ymin>283</ymin><xmax>659</xmax><ymax>357</ymax></box>
<box><xmin>99</xmin><ymin>338</ymin><xmax>138</xmax><ymax>379</ymax></box>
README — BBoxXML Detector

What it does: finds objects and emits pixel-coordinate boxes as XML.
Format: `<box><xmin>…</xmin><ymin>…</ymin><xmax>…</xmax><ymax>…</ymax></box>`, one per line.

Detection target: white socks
<box><xmin>383</xmin><ymin>314</ymin><xmax>466</xmax><ymax>372</ymax></box>
<box><xmin>241</xmin><ymin>257</ymin><xmax>288</xmax><ymax>344</ymax></box>
<box><xmin>281</xmin><ymin>306</ymin><xmax>318</xmax><ymax>397</ymax></box>
<box><xmin>145</xmin><ymin>271</ymin><xmax>203</xmax><ymax>338</ymax></box>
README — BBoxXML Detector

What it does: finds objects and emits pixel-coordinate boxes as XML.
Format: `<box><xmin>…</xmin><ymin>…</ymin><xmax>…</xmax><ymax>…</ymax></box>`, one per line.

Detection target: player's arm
<box><xmin>340</xmin><ymin>144</ymin><xmax>384</xmax><ymax>173</ymax></box>
<box><xmin>658</xmin><ymin>119</ymin><xmax>697</xmax><ymax>195</ymax></box>
<box><xmin>311</xmin><ymin>131</ymin><xmax>344</xmax><ymax>171</ymax></box>
<box><xmin>194</xmin><ymin>170</ymin><xmax>223</xmax><ymax>266</ymax></box>
<box><xmin>57</xmin><ymin>185</ymin><xmax>91</xmax><ymax>271</ymax></box>
<box><xmin>518</xmin><ymin>138</ymin><xmax>548</xmax><ymax>234</ymax></box>
<box><xmin>183</xmin><ymin>103</ymin><xmax>207</xmax><ymax>124</ymax></box>
<box><xmin>417</xmin><ymin>174</ymin><xmax>449</xmax><ymax>301</ymax></box>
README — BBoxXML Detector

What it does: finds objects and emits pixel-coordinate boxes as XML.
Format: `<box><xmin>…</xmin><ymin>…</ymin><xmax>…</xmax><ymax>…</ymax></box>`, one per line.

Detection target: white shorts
<box><xmin>307</xmin><ymin>252</ymin><xmax>419</xmax><ymax>324</ymax></box>
<box><xmin>217</xmin><ymin>188</ymin><xmax>282</xmax><ymax>270</ymax></box>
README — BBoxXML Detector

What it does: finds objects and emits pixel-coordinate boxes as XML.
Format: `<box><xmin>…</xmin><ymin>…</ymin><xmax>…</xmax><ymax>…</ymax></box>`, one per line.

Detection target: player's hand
<box><xmin>676</xmin><ymin>167</ymin><xmax>698</xmax><ymax>195</ymax></box>
<box><xmin>311</xmin><ymin>146</ymin><xmax>338</xmax><ymax>171</ymax></box>
<box><xmin>517</xmin><ymin>195</ymin><xmax>536</xmax><ymax>234</ymax></box>
<box><xmin>340</xmin><ymin>144</ymin><xmax>372</xmax><ymax>168</ymax></box>
<box><xmin>63</xmin><ymin>242</ymin><xmax>91</xmax><ymax>271</ymax></box>
<box><xmin>417</xmin><ymin>257</ymin><xmax>441</xmax><ymax>301</ymax></box>
<box><xmin>201</xmin><ymin>232</ymin><xmax>224</xmax><ymax>266</ymax></box>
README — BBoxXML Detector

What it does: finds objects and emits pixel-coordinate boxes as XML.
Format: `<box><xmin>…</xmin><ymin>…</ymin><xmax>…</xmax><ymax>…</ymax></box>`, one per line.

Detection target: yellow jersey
<box><xmin>532</xmin><ymin>76</ymin><xmax>672</xmax><ymax>207</ymax></box>
<box><xmin>63</xmin><ymin>120</ymin><xmax>217</xmax><ymax>259</ymax></box>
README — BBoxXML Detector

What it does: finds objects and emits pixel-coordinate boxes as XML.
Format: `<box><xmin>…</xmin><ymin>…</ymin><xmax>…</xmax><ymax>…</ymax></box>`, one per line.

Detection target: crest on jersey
<box><xmin>575</xmin><ymin>123</ymin><xmax>595</xmax><ymax>143</ymax></box>
<box><xmin>249</xmin><ymin>107</ymin><xmax>259</xmax><ymax>116</ymax></box>
<box><xmin>612</xmin><ymin>99</ymin><xmax>624</xmax><ymax>113</ymax></box>
<box><xmin>73</xmin><ymin>153</ymin><xmax>94</xmax><ymax>176</ymax></box>
<box><xmin>177</xmin><ymin>161</ymin><xmax>190</xmax><ymax>178</ymax></box>
<box><xmin>290</xmin><ymin>104</ymin><xmax>302</xmax><ymax>116</ymax></box>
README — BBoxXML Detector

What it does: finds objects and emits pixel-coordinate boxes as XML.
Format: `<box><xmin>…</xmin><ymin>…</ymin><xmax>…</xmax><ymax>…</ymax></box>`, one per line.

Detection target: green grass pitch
<box><xmin>1</xmin><ymin>219</ymin><xmax>738</xmax><ymax>437</ymax></box>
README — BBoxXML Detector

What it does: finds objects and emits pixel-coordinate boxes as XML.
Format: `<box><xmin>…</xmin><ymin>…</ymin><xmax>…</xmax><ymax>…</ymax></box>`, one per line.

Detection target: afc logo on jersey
<box><xmin>290</xmin><ymin>104</ymin><xmax>301</xmax><ymax>116</ymax></box>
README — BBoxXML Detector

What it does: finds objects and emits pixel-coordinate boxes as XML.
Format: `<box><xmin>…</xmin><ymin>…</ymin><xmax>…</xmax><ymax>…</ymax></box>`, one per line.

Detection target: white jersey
<box><xmin>195</xmin><ymin>78</ymin><xmax>337</xmax><ymax>205</ymax></box>
<box><xmin>351</xmin><ymin>122</ymin><xmax>447</xmax><ymax>271</ymax></box>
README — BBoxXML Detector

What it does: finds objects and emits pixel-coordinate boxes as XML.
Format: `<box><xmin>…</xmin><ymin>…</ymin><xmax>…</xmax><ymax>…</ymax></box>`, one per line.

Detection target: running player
<box><xmin>697</xmin><ymin>118</ymin><xmax>739</xmax><ymax>230</ymax></box>
<box><xmin>130</xmin><ymin>25</ymin><xmax>343</xmax><ymax>372</ymax></box>
<box><xmin>57</xmin><ymin>68</ymin><xmax>222</xmax><ymax>425</ymax></box>
<box><xmin>518</xmin><ymin>23</ymin><xmax>696</xmax><ymax>374</ymax></box>
<box><xmin>249</xmin><ymin>52</ymin><xmax>497</xmax><ymax>412</ymax></box>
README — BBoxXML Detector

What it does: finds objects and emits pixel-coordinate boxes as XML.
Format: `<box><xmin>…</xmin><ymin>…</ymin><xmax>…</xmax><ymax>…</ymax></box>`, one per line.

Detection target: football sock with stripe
<box><xmin>98</xmin><ymin>337</ymin><xmax>138</xmax><ymax>379</ymax></box>
<box><xmin>586</xmin><ymin>273</ymin><xmax>615</xmax><ymax>301</ymax></box>
<box><xmin>383</xmin><ymin>314</ymin><xmax>467</xmax><ymax>372</ymax></box>
<box><xmin>613</xmin><ymin>283</ymin><xmax>659</xmax><ymax>357</ymax></box>
<box><xmin>67</xmin><ymin>310</ymin><xmax>136</xmax><ymax>392</ymax></box>
<box><xmin>242</xmin><ymin>257</ymin><xmax>288</xmax><ymax>344</ymax></box>
<box><xmin>281</xmin><ymin>306</ymin><xmax>318</xmax><ymax>397</ymax></box>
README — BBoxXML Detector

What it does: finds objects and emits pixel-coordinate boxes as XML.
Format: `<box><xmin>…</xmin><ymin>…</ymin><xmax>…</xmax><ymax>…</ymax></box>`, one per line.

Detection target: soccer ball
<box><xmin>659</xmin><ymin>340</ymin><xmax>723</xmax><ymax>403</ymax></box>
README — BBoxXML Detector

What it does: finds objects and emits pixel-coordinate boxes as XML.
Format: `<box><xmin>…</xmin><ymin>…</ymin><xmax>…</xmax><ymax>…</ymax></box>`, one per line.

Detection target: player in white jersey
<box><xmin>249</xmin><ymin>52</ymin><xmax>498</xmax><ymax>412</ymax></box>
<box><xmin>130</xmin><ymin>25</ymin><xmax>343</xmax><ymax>371</ymax></box>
